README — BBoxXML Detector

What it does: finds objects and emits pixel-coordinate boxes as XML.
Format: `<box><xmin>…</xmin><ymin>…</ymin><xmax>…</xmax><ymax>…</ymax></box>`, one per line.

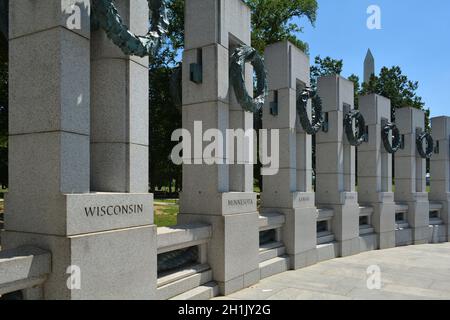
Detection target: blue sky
<box><xmin>294</xmin><ymin>0</ymin><xmax>450</xmax><ymax>117</ymax></box>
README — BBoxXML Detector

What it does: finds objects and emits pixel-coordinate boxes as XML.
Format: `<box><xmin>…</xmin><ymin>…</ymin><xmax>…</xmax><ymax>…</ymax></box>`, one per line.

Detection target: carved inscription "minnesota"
<box><xmin>227</xmin><ymin>199</ymin><xmax>254</xmax><ymax>206</ymax></box>
<box><xmin>84</xmin><ymin>204</ymin><xmax>144</xmax><ymax>217</ymax></box>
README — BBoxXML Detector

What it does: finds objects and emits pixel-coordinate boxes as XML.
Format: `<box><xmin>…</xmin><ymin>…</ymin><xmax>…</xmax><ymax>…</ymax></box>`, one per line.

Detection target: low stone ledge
<box><xmin>258</xmin><ymin>213</ymin><xmax>285</xmax><ymax>231</ymax></box>
<box><xmin>0</xmin><ymin>246</ymin><xmax>51</xmax><ymax>295</ymax></box>
<box><xmin>359</xmin><ymin>206</ymin><xmax>374</xmax><ymax>216</ymax></box>
<box><xmin>429</xmin><ymin>202</ymin><xmax>443</xmax><ymax>212</ymax></box>
<box><xmin>395</xmin><ymin>203</ymin><xmax>409</xmax><ymax>213</ymax></box>
<box><xmin>157</xmin><ymin>223</ymin><xmax>212</xmax><ymax>254</ymax></box>
<box><xmin>317</xmin><ymin>208</ymin><xmax>334</xmax><ymax>221</ymax></box>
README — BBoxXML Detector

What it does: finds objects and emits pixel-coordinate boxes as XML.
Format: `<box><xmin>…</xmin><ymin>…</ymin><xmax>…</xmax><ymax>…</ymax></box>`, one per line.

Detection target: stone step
<box><xmin>317</xmin><ymin>242</ymin><xmax>338</xmax><ymax>262</ymax></box>
<box><xmin>395</xmin><ymin>228</ymin><xmax>413</xmax><ymax>247</ymax></box>
<box><xmin>170</xmin><ymin>282</ymin><xmax>219</xmax><ymax>300</ymax></box>
<box><xmin>317</xmin><ymin>232</ymin><xmax>335</xmax><ymax>245</ymax></box>
<box><xmin>259</xmin><ymin>242</ymin><xmax>286</xmax><ymax>263</ymax></box>
<box><xmin>259</xmin><ymin>256</ymin><xmax>290</xmax><ymax>280</ymax></box>
<box><xmin>429</xmin><ymin>218</ymin><xmax>444</xmax><ymax>226</ymax></box>
<box><xmin>157</xmin><ymin>269</ymin><xmax>212</xmax><ymax>300</ymax></box>
<box><xmin>157</xmin><ymin>264</ymin><xmax>210</xmax><ymax>287</ymax></box>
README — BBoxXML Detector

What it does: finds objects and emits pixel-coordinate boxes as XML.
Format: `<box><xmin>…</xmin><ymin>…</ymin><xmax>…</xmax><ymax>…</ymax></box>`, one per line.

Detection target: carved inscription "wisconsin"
<box><xmin>84</xmin><ymin>204</ymin><xmax>144</xmax><ymax>217</ymax></box>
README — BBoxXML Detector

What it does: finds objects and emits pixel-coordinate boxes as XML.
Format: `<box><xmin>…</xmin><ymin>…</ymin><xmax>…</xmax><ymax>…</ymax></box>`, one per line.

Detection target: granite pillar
<box><xmin>261</xmin><ymin>41</ymin><xmax>317</xmax><ymax>269</ymax></box>
<box><xmin>358</xmin><ymin>94</ymin><xmax>396</xmax><ymax>249</ymax></box>
<box><xmin>394</xmin><ymin>107</ymin><xmax>430</xmax><ymax>244</ymax></box>
<box><xmin>316</xmin><ymin>75</ymin><xmax>360</xmax><ymax>257</ymax></box>
<box><xmin>3</xmin><ymin>0</ymin><xmax>156</xmax><ymax>299</ymax></box>
<box><xmin>430</xmin><ymin>116</ymin><xmax>450</xmax><ymax>242</ymax></box>
<box><xmin>178</xmin><ymin>0</ymin><xmax>259</xmax><ymax>296</ymax></box>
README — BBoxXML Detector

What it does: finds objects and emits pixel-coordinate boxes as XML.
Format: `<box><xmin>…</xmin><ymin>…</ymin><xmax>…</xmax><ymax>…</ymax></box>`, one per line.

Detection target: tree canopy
<box><xmin>309</xmin><ymin>56</ymin><xmax>428</xmax><ymax>123</ymax></box>
<box><xmin>310</xmin><ymin>55</ymin><xmax>343</xmax><ymax>91</ymax></box>
<box><xmin>246</xmin><ymin>0</ymin><xmax>318</xmax><ymax>53</ymax></box>
<box><xmin>361</xmin><ymin>66</ymin><xmax>428</xmax><ymax>123</ymax></box>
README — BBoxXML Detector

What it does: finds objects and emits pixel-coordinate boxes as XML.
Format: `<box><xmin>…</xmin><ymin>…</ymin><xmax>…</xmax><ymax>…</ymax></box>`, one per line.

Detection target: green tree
<box><xmin>347</xmin><ymin>74</ymin><xmax>360</xmax><ymax>108</ymax></box>
<box><xmin>246</xmin><ymin>0</ymin><xmax>318</xmax><ymax>54</ymax></box>
<box><xmin>361</xmin><ymin>66</ymin><xmax>428</xmax><ymax>126</ymax></box>
<box><xmin>149</xmin><ymin>62</ymin><xmax>182</xmax><ymax>193</ymax></box>
<box><xmin>310</xmin><ymin>55</ymin><xmax>343</xmax><ymax>91</ymax></box>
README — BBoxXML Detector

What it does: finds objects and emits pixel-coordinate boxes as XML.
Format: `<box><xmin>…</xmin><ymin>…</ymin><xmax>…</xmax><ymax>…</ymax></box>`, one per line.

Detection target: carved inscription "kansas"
<box><xmin>84</xmin><ymin>204</ymin><xmax>144</xmax><ymax>217</ymax></box>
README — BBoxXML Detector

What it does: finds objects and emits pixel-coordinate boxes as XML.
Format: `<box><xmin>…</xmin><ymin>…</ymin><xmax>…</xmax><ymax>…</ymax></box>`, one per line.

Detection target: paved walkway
<box><xmin>216</xmin><ymin>243</ymin><xmax>450</xmax><ymax>300</ymax></box>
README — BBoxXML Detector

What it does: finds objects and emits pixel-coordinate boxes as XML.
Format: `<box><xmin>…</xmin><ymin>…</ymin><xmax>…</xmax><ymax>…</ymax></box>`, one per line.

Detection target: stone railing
<box><xmin>316</xmin><ymin>208</ymin><xmax>335</xmax><ymax>245</ymax></box>
<box><xmin>395</xmin><ymin>203</ymin><xmax>410</xmax><ymax>230</ymax></box>
<box><xmin>429</xmin><ymin>202</ymin><xmax>444</xmax><ymax>225</ymax></box>
<box><xmin>258</xmin><ymin>212</ymin><xmax>285</xmax><ymax>245</ymax></box>
<box><xmin>157</xmin><ymin>223</ymin><xmax>211</xmax><ymax>256</ymax></box>
<box><xmin>156</xmin><ymin>223</ymin><xmax>216</xmax><ymax>300</ymax></box>
<box><xmin>359</xmin><ymin>206</ymin><xmax>375</xmax><ymax>236</ymax></box>
<box><xmin>428</xmin><ymin>202</ymin><xmax>446</xmax><ymax>243</ymax></box>
<box><xmin>0</xmin><ymin>246</ymin><xmax>51</xmax><ymax>300</ymax></box>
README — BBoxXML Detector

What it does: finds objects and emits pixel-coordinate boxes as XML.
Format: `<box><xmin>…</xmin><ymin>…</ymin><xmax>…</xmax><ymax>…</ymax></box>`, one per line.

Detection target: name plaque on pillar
<box><xmin>292</xmin><ymin>192</ymin><xmax>315</xmax><ymax>208</ymax></box>
<box><xmin>340</xmin><ymin>192</ymin><xmax>358</xmax><ymax>205</ymax></box>
<box><xmin>378</xmin><ymin>192</ymin><xmax>394</xmax><ymax>203</ymax></box>
<box><xmin>222</xmin><ymin>193</ymin><xmax>258</xmax><ymax>215</ymax></box>
<box><xmin>412</xmin><ymin>193</ymin><xmax>429</xmax><ymax>202</ymax></box>
<box><xmin>66</xmin><ymin>193</ymin><xmax>154</xmax><ymax>235</ymax></box>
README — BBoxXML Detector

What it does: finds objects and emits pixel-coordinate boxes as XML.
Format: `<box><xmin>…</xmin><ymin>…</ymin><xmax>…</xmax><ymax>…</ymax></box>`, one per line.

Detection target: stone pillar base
<box><xmin>331</xmin><ymin>192</ymin><xmax>360</xmax><ymax>257</ymax></box>
<box><xmin>413</xmin><ymin>226</ymin><xmax>431</xmax><ymax>245</ymax></box>
<box><xmin>178</xmin><ymin>211</ymin><xmax>259</xmax><ymax>296</ymax></box>
<box><xmin>429</xmin><ymin>196</ymin><xmax>450</xmax><ymax>243</ymax></box>
<box><xmin>262</xmin><ymin>192</ymin><xmax>317</xmax><ymax>270</ymax></box>
<box><xmin>217</xmin><ymin>269</ymin><xmax>260</xmax><ymax>296</ymax></box>
<box><xmin>369</xmin><ymin>193</ymin><xmax>396</xmax><ymax>249</ymax></box>
<box><xmin>289</xmin><ymin>249</ymin><xmax>318</xmax><ymax>270</ymax></box>
<box><xmin>338</xmin><ymin>238</ymin><xmax>361</xmax><ymax>257</ymax></box>
<box><xmin>378</xmin><ymin>230</ymin><xmax>396</xmax><ymax>249</ymax></box>
<box><xmin>441</xmin><ymin>201</ymin><xmax>450</xmax><ymax>242</ymax></box>
<box><xmin>2</xmin><ymin>226</ymin><xmax>157</xmax><ymax>300</ymax></box>
<box><xmin>405</xmin><ymin>194</ymin><xmax>430</xmax><ymax>244</ymax></box>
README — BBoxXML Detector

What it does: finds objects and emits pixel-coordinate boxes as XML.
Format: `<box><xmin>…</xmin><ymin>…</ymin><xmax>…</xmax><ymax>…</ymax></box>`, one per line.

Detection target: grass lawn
<box><xmin>154</xmin><ymin>199</ymin><xmax>178</xmax><ymax>205</ymax></box>
<box><xmin>154</xmin><ymin>201</ymin><xmax>179</xmax><ymax>227</ymax></box>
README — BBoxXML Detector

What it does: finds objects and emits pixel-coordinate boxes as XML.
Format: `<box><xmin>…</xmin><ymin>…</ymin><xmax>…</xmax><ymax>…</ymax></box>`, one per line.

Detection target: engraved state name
<box><xmin>227</xmin><ymin>199</ymin><xmax>254</xmax><ymax>206</ymax></box>
<box><xmin>84</xmin><ymin>204</ymin><xmax>144</xmax><ymax>217</ymax></box>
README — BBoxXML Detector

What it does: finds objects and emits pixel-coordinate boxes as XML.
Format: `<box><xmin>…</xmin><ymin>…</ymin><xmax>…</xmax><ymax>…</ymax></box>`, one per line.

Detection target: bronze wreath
<box><xmin>344</xmin><ymin>110</ymin><xmax>367</xmax><ymax>147</ymax></box>
<box><xmin>382</xmin><ymin>122</ymin><xmax>402</xmax><ymax>154</ymax></box>
<box><xmin>230</xmin><ymin>45</ymin><xmax>268</xmax><ymax>113</ymax></box>
<box><xmin>296</xmin><ymin>88</ymin><xmax>324</xmax><ymax>135</ymax></box>
<box><xmin>416</xmin><ymin>131</ymin><xmax>434</xmax><ymax>159</ymax></box>
<box><xmin>92</xmin><ymin>0</ymin><xmax>169</xmax><ymax>57</ymax></box>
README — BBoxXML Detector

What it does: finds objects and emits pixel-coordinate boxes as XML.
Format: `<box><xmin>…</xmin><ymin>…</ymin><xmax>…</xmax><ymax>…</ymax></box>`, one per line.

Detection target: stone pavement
<box><xmin>215</xmin><ymin>243</ymin><xmax>450</xmax><ymax>300</ymax></box>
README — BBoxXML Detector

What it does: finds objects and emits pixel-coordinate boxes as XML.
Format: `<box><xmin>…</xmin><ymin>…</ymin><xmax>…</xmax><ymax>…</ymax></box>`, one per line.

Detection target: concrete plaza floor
<box><xmin>216</xmin><ymin>243</ymin><xmax>450</xmax><ymax>300</ymax></box>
